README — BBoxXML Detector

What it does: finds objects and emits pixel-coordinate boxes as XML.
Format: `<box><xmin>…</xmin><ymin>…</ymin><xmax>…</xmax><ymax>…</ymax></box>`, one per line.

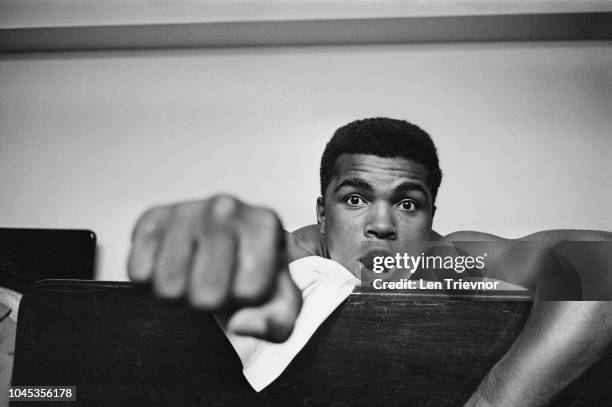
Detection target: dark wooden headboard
<box><xmin>11</xmin><ymin>280</ymin><xmax>612</xmax><ymax>406</ymax></box>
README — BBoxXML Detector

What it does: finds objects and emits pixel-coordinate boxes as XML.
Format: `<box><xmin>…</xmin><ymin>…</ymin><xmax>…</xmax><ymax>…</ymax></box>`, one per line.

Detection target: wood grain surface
<box><xmin>11</xmin><ymin>280</ymin><xmax>611</xmax><ymax>406</ymax></box>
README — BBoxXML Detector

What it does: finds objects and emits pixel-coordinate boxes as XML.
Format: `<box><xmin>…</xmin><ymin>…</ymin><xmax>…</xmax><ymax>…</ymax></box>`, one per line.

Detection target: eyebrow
<box><xmin>393</xmin><ymin>181</ymin><xmax>429</xmax><ymax>197</ymax></box>
<box><xmin>333</xmin><ymin>178</ymin><xmax>374</xmax><ymax>194</ymax></box>
<box><xmin>333</xmin><ymin>178</ymin><xmax>429</xmax><ymax>198</ymax></box>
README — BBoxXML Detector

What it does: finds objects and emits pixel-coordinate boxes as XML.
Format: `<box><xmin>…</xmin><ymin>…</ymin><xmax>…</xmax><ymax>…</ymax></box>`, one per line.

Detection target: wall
<box><xmin>1</xmin><ymin>41</ymin><xmax>610</xmax><ymax>280</ymax></box>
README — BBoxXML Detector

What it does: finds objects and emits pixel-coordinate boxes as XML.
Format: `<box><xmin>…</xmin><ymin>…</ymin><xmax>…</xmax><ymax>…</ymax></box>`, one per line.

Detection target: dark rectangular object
<box><xmin>0</xmin><ymin>228</ymin><xmax>96</xmax><ymax>293</ymax></box>
<box><xmin>11</xmin><ymin>280</ymin><xmax>612</xmax><ymax>406</ymax></box>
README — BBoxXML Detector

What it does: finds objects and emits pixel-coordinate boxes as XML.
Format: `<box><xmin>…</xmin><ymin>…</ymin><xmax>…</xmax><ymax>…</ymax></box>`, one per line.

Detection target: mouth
<box><xmin>359</xmin><ymin>248</ymin><xmax>393</xmax><ymax>273</ymax></box>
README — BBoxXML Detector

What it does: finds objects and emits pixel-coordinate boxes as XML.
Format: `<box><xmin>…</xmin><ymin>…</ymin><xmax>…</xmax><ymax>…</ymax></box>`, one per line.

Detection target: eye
<box><xmin>344</xmin><ymin>194</ymin><xmax>368</xmax><ymax>207</ymax></box>
<box><xmin>397</xmin><ymin>199</ymin><xmax>418</xmax><ymax>212</ymax></box>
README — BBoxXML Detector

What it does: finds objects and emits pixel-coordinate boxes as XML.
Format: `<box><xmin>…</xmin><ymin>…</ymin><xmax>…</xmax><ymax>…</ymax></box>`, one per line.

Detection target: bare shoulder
<box><xmin>440</xmin><ymin>230</ymin><xmax>506</xmax><ymax>242</ymax></box>
<box><xmin>440</xmin><ymin>229</ymin><xmax>611</xmax><ymax>291</ymax></box>
<box><xmin>288</xmin><ymin>225</ymin><xmax>326</xmax><ymax>261</ymax></box>
<box><xmin>442</xmin><ymin>229</ymin><xmax>612</xmax><ymax>243</ymax></box>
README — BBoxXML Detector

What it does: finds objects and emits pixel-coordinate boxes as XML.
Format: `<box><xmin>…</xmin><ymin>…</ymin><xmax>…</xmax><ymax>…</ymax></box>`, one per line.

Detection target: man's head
<box><xmin>320</xmin><ymin>118</ymin><xmax>442</xmax><ymax>201</ymax></box>
<box><xmin>317</xmin><ymin>117</ymin><xmax>442</xmax><ymax>275</ymax></box>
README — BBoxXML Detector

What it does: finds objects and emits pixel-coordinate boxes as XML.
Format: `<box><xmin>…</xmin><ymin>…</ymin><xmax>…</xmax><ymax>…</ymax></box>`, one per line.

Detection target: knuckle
<box><xmin>135</xmin><ymin>206</ymin><xmax>169</xmax><ymax>239</ymax></box>
<box><xmin>173</xmin><ymin>201</ymin><xmax>194</xmax><ymax>216</ymax></box>
<box><xmin>253</xmin><ymin>207</ymin><xmax>281</xmax><ymax>230</ymax></box>
<box><xmin>173</xmin><ymin>201</ymin><xmax>207</xmax><ymax>225</ymax></box>
<box><xmin>208</xmin><ymin>194</ymin><xmax>241</xmax><ymax>221</ymax></box>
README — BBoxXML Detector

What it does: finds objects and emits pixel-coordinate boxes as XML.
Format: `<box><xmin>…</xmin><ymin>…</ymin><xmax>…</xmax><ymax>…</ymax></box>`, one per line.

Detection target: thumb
<box><xmin>226</xmin><ymin>271</ymin><xmax>301</xmax><ymax>342</ymax></box>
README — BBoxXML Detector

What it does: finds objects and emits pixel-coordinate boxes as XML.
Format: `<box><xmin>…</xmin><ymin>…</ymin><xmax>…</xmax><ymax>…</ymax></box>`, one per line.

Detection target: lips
<box><xmin>359</xmin><ymin>248</ymin><xmax>393</xmax><ymax>273</ymax></box>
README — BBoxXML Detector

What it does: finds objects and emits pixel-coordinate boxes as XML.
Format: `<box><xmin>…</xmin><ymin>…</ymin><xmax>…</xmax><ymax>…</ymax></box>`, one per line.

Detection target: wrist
<box><xmin>465</xmin><ymin>361</ymin><xmax>551</xmax><ymax>407</ymax></box>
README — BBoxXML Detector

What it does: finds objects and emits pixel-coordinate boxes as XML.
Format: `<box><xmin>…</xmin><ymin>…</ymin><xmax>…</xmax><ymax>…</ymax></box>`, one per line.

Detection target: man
<box><xmin>128</xmin><ymin>118</ymin><xmax>612</xmax><ymax>406</ymax></box>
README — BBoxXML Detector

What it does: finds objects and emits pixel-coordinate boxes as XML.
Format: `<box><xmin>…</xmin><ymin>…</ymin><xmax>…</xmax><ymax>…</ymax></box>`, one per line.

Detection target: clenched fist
<box><xmin>127</xmin><ymin>195</ymin><xmax>302</xmax><ymax>342</ymax></box>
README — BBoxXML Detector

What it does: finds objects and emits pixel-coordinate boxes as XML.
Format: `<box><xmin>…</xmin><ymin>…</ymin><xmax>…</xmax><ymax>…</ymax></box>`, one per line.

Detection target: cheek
<box><xmin>326</xmin><ymin>222</ymin><xmax>357</xmax><ymax>250</ymax></box>
<box><xmin>324</xmin><ymin>210</ymin><xmax>363</xmax><ymax>261</ymax></box>
<box><xmin>325</xmin><ymin>204</ymin><xmax>359</xmax><ymax>232</ymax></box>
<box><xmin>398</xmin><ymin>215</ymin><xmax>432</xmax><ymax>240</ymax></box>
<box><xmin>326</xmin><ymin>235</ymin><xmax>362</xmax><ymax>276</ymax></box>
<box><xmin>326</xmin><ymin>210</ymin><xmax>362</xmax><ymax>241</ymax></box>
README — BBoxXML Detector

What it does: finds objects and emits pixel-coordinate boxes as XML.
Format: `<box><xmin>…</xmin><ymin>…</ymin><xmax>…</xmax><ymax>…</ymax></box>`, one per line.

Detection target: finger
<box><xmin>233</xmin><ymin>208</ymin><xmax>285</xmax><ymax>304</ymax></box>
<box><xmin>227</xmin><ymin>270</ymin><xmax>302</xmax><ymax>343</ymax></box>
<box><xmin>152</xmin><ymin>205</ymin><xmax>197</xmax><ymax>299</ymax></box>
<box><xmin>127</xmin><ymin>206</ymin><xmax>170</xmax><ymax>283</ymax></box>
<box><xmin>187</xmin><ymin>224</ymin><xmax>237</xmax><ymax>311</ymax></box>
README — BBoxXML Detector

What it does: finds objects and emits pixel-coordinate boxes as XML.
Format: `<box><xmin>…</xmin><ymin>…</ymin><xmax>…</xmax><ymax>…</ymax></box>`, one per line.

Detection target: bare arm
<box><xmin>444</xmin><ymin>229</ymin><xmax>612</xmax><ymax>407</ymax></box>
<box><xmin>288</xmin><ymin>225</ymin><xmax>328</xmax><ymax>261</ymax></box>
<box><xmin>467</xmin><ymin>300</ymin><xmax>612</xmax><ymax>407</ymax></box>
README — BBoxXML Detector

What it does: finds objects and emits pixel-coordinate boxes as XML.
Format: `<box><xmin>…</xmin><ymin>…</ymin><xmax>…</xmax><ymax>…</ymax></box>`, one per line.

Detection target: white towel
<box><xmin>217</xmin><ymin>256</ymin><xmax>359</xmax><ymax>392</ymax></box>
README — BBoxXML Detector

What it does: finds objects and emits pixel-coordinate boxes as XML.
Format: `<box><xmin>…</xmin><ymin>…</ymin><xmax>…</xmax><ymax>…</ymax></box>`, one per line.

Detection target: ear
<box><xmin>316</xmin><ymin>197</ymin><xmax>325</xmax><ymax>234</ymax></box>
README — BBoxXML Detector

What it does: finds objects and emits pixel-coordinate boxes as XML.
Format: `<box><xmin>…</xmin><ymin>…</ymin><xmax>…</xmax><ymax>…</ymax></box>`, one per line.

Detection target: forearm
<box><xmin>466</xmin><ymin>300</ymin><xmax>612</xmax><ymax>407</ymax></box>
<box><xmin>466</xmin><ymin>230</ymin><xmax>612</xmax><ymax>406</ymax></box>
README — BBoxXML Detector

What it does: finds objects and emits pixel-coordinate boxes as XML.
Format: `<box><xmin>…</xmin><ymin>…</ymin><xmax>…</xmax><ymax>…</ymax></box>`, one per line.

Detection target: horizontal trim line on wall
<box><xmin>1</xmin><ymin>13</ymin><xmax>611</xmax><ymax>53</ymax></box>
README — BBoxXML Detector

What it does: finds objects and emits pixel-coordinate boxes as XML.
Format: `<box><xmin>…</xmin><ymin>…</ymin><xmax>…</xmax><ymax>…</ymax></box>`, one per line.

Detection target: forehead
<box><xmin>329</xmin><ymin>154</ymin><xmax>431</xmax><ymax>194</ymax></box>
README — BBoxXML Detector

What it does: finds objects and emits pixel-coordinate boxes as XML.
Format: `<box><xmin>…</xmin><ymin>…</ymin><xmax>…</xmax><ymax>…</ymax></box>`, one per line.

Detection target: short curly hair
<box><xmin>320</xmin><ymin>117</ymin><xmax>442</xmax><ymax>202</ymax></box>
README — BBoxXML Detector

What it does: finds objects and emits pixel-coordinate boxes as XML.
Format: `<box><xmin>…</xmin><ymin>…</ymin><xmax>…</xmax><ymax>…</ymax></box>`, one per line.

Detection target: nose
<box><xmin>364</xmin><ymin>203</ymin><xmax>397</xmax><ymax>240</ymax></box>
